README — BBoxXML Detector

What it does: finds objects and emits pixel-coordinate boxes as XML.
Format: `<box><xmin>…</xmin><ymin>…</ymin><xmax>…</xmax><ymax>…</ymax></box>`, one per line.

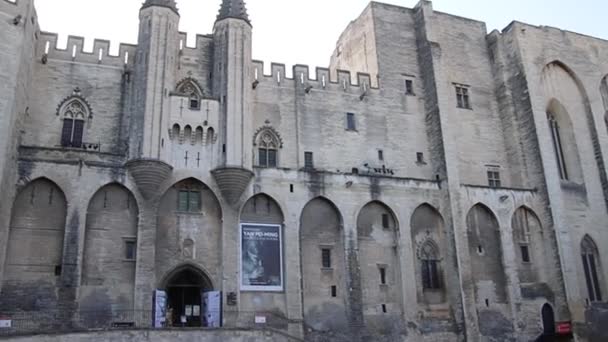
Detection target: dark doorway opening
<box><xmin>164</xmin><ymin>266</ymin><xmax>213</xmax><ymax>327</ymax></box>
<box><xmin>536</xmin><ymin>303</ymin><xmax>557</xmax><ymax>341</ymax></box>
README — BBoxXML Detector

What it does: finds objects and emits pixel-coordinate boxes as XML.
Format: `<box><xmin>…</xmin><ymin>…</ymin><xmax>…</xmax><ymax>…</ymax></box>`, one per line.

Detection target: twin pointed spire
<box><xmin>141</xmin><ymin>0</ymin><xmax>179</xmax><ymax>14</ymax></box>
<box><xmin>216</xmin><ymin>0</ymin><xmax>250</xmax><ymax>24</ymax></box>
<box><xmin>141</xmin><ymin>0</ymin><xmax>250</xmax><ymax>24</ymax></box>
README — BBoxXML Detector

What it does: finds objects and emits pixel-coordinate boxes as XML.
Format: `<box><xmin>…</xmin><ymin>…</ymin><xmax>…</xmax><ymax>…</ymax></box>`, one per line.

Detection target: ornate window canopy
<box><xmin>253</xmin><ymin>125</ymin><xmax>283</xmax><ymax>149</ymax></box>
<box><xmin>176</xmin><ymin>77</ymin><xmax>204</xmax><ymax>98</ymax></box>
<box><xmin>56</xmin><ymin>87</ymin><xmax>93</xmax><ymax>119</ymax></box>
<box><xmin>418</xmin><ymin>239</ymin><xmax>440</xmax><ymax>261</ymax></box>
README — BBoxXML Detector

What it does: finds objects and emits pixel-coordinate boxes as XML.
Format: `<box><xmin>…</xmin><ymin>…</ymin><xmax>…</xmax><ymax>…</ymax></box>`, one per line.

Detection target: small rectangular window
<box><xmin>405</xmin><ymin>79</ymin><xmax>414</xmax><ymax>95</ymax></box>
<box><xmin>382</xmin><ymin>214</ymin><xmax>390</xmax><ymax>229</ymax></box>
<box><xmin>331</xmin><ymin>285</ymin><xmax>337</xmax><ymax>298</ymax></box>
<box><xmin>416</xmin><ymin>152</ymin><xmax>425</xmax><ymax>164</ymax></box>
<box><xmin>304</xmin><ymin>152</ymin><xmax>314</xmax><ymax>169</ymax></box>
<box><xmin>379</xmin><ymin>267</ymin><xmax>387</xmax><ymax>285</ymax></box>
<box><xmin>54</xmin><ymin>265</ymin><xmax>62</xmax><ymax>276</ymax></box>
<box><xmin>378</xmin><ymin>150</ymin><xmax>384</xmax><ymax>161</ymax></box>
<box><xmin>125</xmin><ymin>240</ymin><xmax>137</xmax><ymax>260</ymax></box>
<box><xmin>381</xmin><ymin>304</ymin><xmax>387</xmax><ymax>313</ymax></box>
<box><xmin>322</xmin><ymin>249</ymin><xmax>331</xmax><ymax>268</ymax></box>
<box><xmin>488</xmin><ymin>170</ymin><xmax>501</xmax><ymax>188</ymax></box>
<box><xmin>520</xmin><ymin>245</ymin><xmax>531</xmax><ymax>263</ymax></box>
<box><xmin>455</xmin><ymin>85</ymin><xmax>471</xmax><ymax>109</ymax></box>
<box><xmin>346</xmin><ymin>113</ymin><xmax>356</xmax><ymax>131</ymax></box>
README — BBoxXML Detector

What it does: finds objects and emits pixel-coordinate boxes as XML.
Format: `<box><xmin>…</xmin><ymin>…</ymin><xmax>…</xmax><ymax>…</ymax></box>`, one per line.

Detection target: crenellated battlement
<box><xmin>251</xmin><ymin>60</ymin><xmax>380</xmax><ymax>95</ymax></box>
<box><xmin>37</xmin><ymin>31</ymin><xmax>137</xmax><ymax>68</ymax></box>
<box><xmin>177</xmin><ymin>31</ymin><xmax>213</xmax><ymax>51</ymax></box>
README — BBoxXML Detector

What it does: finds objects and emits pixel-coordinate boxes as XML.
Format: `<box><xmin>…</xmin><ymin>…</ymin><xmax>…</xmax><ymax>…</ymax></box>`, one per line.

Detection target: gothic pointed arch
<box><xmin>356</xmin><ymin>201</ymin><xmax>403</xmax><ymax>318</ymax></box>
<box><xmin>0</xmin><ymin>178</ymin><xmax>67</xmax><ymax>311</ymax></box>
<box><xmin>176</xmin><ymin>77</ymin><xmax>204</xmax><ymax>110</ymax></box>
<box><xmin>600</xmin><ymin>75</ymin><xmax>608</xmax><ymax>132</ymax></box>
<box><xmin>411</xmin><ymin>203</ymin><xmax>446</xmax><ymax>304</ymax></box>
<box><xmin>511</xmin><ymin>206</ymin><xmax>546</xmax><ymax>284</ymax></box>
<box><xmin>56</xmin><ymin>88</ymin><xmax>92</xmax><ymax>148</ymax></box>
<box><xmin>300</xmin><ymin>197</ymin><xmax>347</xmax><ymax>331</ymax></box>
<box><xmin>156</xmin><ymin>178</ymin><xmax>222</xmax><ymax>292</ymax></box>
<box><xmin>80</xmin><ymin>183</ymin><xmax>139</xmax><ymax>324</ymax></box>
<box><xmin>253</xmin><ymin>125</ymin><xmax>283</xmax><ymax>168</ymax></box>
<box><xmin>581</xmin><ymin>235</ymin><xmax>604</xmax><ymax>302</ymax></box>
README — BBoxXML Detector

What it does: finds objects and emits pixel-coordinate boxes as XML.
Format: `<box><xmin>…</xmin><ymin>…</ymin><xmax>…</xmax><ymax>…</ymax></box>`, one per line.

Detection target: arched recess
<box><xmin>159</xmin><ymin>263</ymin><xmax>214</xmax><ymax>327</ymax></box>
<box><xmin>580</xmin><ymin>235</ymin><xmax>604</xmax><ymax>303</ymax></box>
<box><xmin>80</xmin><ymin>184</ymin><xmax>139</xmax><ymax>315</ymax></box>
<box><xmin>411</xmin><ymin>204</ymin><xmax>447</xmax><ymax>305</ymax></box>
<box><xmin>156</xmin><ymin>178</ymin><xmax>222</xmax><ymax>293</ymax></box>
<box><xmin>300</xmin><ymin>197</ymin><xmax>347</xmax><ymax>331</ymax></box>
<box><xmin>546</xmin><ymin>99</ymin><xmax>583</xmax><ymax>182</ymax></box>
<box><xmin>511</xmin><ymin>207</ymin><xmax>546</xmax><ymax>284</ymax></box>
<box><xmin>356</xmin><ymin>201</ymin><xmax>403</xmax><ymax>317</ymax></box>
<box><xmin>466</xmin><ymin>204</ymin><xmax>508</xmax><ymax>305</ymax></box>
<box><xmin>541</xmin><ymin>303</ymin><xmax>556</xmax><ymax>336</ymax></box>
<box><xmin>0</xmin><ymin>178</ymin><xmax>67</xmax><ymax>311</ymax></box>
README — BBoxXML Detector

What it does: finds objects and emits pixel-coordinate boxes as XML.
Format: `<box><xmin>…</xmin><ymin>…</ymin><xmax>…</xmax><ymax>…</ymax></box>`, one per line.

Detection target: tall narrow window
<box><xmin>379</xmin><ymin>267</ymin><xmax>387</xmax><ymax>285</ymax></box>
<box><xmin>455</xmin><ymin>85</ymin><xmax>471</xmax><ymax>109</ymax></box>
<box><xmin>382</xmin><ymin>213</ymin><xmax>390</xmax><ymax>229</ymax></box>
<box><xmin>125</xmin><ymin>240</ymin><xmax>137</xmax><ymax>260</ymax></box>
<box><xmin>420</xmin><ymin>241</ymin><xmax>441</xmax><ymax>290</ymax></box>
<box><xmin>548</xmin><ymin>113</ymin><xmax>568</xmax><ymax>180</ymax></box>
<box><xmin>346</xmin><ymin>113</ymin><xmax>356</xmax><ymax>130</ymax></box>
<box><xmin>321</xmin><ymin>248</ymin><xmax>331</xmax><ymax>268</ymax></box>
<box><xmin>59</xmin><ymin>97</ymin><xmax>89</xmax><ymax>148</ymax></box>
<box><xmin>304</xmin><ymin>152</ymin><xmax>314</xmax><ymax>169</ymax></box>
<box><xmin>581</xmin><ymin>236</ymin><xmax>603</xmax><ymax>302</ymax></box>
<box><xmin>405</xmin><ymin>79</ymin><xmax>414</xmax><ymax>95</ymax></box>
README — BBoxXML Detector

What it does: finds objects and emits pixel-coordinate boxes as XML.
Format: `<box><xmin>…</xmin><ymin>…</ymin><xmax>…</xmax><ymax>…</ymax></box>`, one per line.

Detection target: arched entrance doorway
<box><xmin>542</xmin><ymin>303</ymin><xmax>556</xmax><ymax>336</ymax></box>
<box><xmin>162</xmin><ymin>265</ymin><xmax>214</xmax><ymax>327</ymax></box>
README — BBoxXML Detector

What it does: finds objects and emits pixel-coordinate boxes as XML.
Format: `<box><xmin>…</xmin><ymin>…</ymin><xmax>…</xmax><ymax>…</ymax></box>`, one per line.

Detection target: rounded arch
<box><xmin>1</xmin><ymin>178</ymin><xmax>67</xmax><ymax>311</ymax></box>
<box><xmin>240</xmin><ymin>193</ymin><xmax>284</xmax><ymax>225</ymax></box>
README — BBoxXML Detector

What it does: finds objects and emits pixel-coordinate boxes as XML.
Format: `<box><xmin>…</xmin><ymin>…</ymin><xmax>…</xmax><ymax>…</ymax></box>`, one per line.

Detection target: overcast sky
<box><xmin>34</xmin><ymin>0</ymin><xmax>606</xmax><ymax>72</ymax></box>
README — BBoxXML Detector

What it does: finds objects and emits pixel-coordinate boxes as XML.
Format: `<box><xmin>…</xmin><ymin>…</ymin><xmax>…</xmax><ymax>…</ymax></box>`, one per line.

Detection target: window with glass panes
<box><xmin>420</xmin><ymin>241</ymin><xmax>441</xmax><ymax>290</ymax></box>
<box><xmin>257</xmin><ymin>131</ymin><xmax>279</xmax><ymax>168</ymax></box>
<box><xmin>488</xmin><ymin>170</ymin><xmax>501</xmax><ymax>188</ymax></box>
<box><xmin>455</xmin><ymin>85</ymin><xmax>471</xmax><ymax>109</ymax></box>
<box><xmin>178</xmin><ymin>189</ymin><xmax>201</xmax><ymax>212</ymax></box>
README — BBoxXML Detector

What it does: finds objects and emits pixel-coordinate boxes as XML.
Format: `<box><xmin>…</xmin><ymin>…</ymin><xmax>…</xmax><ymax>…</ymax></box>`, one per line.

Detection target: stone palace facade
<box><xmin>0</xmin><ymin>0</ymin><xmax>607</xmax><ymax>341</ymax></box>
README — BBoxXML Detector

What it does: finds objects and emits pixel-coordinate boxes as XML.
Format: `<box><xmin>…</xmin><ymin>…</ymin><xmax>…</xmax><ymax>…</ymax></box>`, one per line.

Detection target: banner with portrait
<box><xmin>240</xmin><ymin>223</ymin><xmax>283</xmax><ymax>291</ymax></box>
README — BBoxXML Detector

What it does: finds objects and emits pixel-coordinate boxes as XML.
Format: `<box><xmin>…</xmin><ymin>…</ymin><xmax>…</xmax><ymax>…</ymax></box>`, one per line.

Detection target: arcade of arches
<box><xmin>0</xmin><ymin>177</ymin><xmax>602</xmax><ymax>340</ymax></box>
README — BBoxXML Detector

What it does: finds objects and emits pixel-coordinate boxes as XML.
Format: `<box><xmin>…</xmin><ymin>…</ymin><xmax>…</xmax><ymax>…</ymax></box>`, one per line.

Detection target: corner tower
<box><xmin>131</xmin><ymin>0</ymin><xmax>180</xmax><ymax>160</ymax></box>
<box><xmin>210</xmin><ymin>0</ymin><xmax>254</xmax><ymax>206</ymax></box>
<box><xmin>213</xmin><ymin>0</ymin><xmax>252</xmax><ymax>169</ymax></box>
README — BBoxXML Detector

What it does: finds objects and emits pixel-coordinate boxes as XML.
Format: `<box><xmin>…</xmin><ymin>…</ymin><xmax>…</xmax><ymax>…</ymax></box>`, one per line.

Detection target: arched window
<box><xmin>547</xmin><ymin>112</ymin><xmax>568</xmax><ymax>180</ymax></box>
<box><xmin>254</xmin><ymin>129</ymin><xmax>282</xmax><ymax>168</ymax></box>
<box><xmin>57</xmin><ymin>89</ymin><xmax>91</xmax><ymax>148</ymax></box>
<box><xmin>581</xmin><ymin>236</ymin><xmax>603</xmax><ymax>302</ymax></box>
<box><xmin>419</xmin><ymin>240</ymin><xmax>441</xmax><ymax>290</ymax></box>
<box><xmin>176</xmin><ymin>78</ymin><xmax>203</xmax><ymax>111</ymax></box>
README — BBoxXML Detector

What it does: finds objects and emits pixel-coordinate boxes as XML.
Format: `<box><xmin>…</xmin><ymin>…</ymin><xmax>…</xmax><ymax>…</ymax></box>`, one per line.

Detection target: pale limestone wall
<box><xmin>1</xmin><ymin>0</ymin><xmax>608</xmax><ymax>341</ymax></box>
<box><xmin>0</xmin><ymin>0</ymin><xmax>38</xmax><ymax>287</ymax></box>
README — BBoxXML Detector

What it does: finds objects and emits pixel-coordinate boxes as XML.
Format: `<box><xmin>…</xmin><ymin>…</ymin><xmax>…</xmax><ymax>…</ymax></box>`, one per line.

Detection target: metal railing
<box><xmin>0</xmin><ymin>309</ymin><xmax>303</xmax><ymax>340</ymax></box>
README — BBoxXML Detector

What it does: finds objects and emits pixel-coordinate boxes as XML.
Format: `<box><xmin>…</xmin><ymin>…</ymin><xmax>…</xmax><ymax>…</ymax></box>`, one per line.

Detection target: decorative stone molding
<box><xmin>56</xmin><ymin>87</ymin><xmax>93</xmax><ymax>119</ymax></box>
<box><xmin>211</xmin><ymin>167</ymin><xmax>254</xmax><ymax>206</ymax></box>
<box><xmin>253</xmin><ymin>125</ymin><xmax>283</xmax><ymax>148</ymax></box>
<box><xmin>126</xmin><ymin>158</ymin><xmax>173</xmax><ymax>200</ymax></box>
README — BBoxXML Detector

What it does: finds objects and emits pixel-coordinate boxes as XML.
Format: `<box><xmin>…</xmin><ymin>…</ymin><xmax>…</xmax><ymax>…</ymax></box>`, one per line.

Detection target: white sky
<box><xmin>34</xmin><ymin>0</ymin><xmax>606</xmax><ymax>72</ymax></box>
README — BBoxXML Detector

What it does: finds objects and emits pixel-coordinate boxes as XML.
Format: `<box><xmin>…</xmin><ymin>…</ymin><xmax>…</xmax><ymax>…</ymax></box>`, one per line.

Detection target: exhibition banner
<box><xmin>152</xmin><ymin>290</ymin><xmax>167</xmax><ymax>328</ymax></box>
<box><xmin>203</xmin><ymin>291</ymin><xmax>222</xmax><ymax>328</ymax></box>
<box><xmin>240</xmin><ymin>223</ymin><xmax>283</xmax><ymax>291</ymax></box>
